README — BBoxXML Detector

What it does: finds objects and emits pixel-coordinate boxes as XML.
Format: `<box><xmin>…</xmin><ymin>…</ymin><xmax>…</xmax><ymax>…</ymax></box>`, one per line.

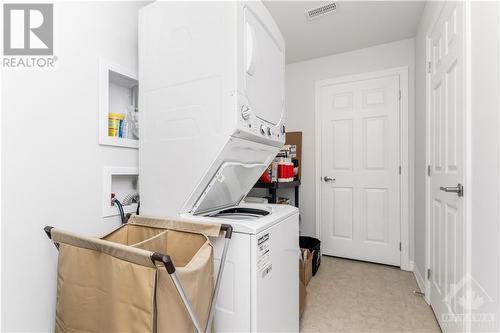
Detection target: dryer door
<box><xmin>182</xmin><ymin>137</ymin><xmax>280</xmax><ymax>215</ymax></box>
<box><xmin>244</xmin><ymin>5</ymin><xmax>284</xmax><ymax>126</ymax></box>
<box><xmin>191</xmin><ymin>162</ymin><xmax>267</xmax><ymax>215</ymax></box>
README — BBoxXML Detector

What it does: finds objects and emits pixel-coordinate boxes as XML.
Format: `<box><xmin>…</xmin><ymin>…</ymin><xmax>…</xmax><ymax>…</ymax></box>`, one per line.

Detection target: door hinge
<box><xmin>427</xmin><ymin>268</ymin><xmax>431</xmax><ymax>280</ymax></box>
<box><xmin>427</xmin><ymin>61</ymin><xmax>432</xmax><ymax>74</ymax></box>
<box><xmin>427</xmin><ymin>165</ymin><xmax>431</xmax><ymax>176</ymax></box>
<box><xmin>399</xmin><ymin>242</ymin><xmax>402</xmax><ymax>251</ymax></box>
<box><xmin>399</xmin><ymin>166</ymin><xmax>402</xmax><ymax>175</ymax></box>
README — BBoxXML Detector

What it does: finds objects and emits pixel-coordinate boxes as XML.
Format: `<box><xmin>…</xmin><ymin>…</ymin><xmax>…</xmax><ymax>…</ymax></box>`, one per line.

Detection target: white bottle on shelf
<box><xmin>125</xmin><ymin>105</ymin><xmax>139</xmax><ymax>139</ymax></box>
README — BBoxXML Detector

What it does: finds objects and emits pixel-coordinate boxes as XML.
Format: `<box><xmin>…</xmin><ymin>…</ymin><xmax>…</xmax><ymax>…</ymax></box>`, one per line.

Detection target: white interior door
<box><xmin>428</xmin><ymin>2</ymin><xmax>465</xmax><ymax>331</ymax></box>
<box><xmin>319</xmin><ymin>75</ymin><xmax>401</xmax><ymax>266</ymax></box>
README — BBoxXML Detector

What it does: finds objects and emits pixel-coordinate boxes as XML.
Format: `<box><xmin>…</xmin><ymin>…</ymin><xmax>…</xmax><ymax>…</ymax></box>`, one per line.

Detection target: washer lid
<box><xmin>209</xmin><ymin>207</ymin><xmax>270</xmax><ymax>220</ymax></box>
<box><xmin>190</xmin><ymin>161</ymin><xmax>267</xmax><ymax>215</ymax></box>
<box><xmin>181</xmin><ymin>203</ymin><xmax>299</xmax><ymax>235</ymax></box>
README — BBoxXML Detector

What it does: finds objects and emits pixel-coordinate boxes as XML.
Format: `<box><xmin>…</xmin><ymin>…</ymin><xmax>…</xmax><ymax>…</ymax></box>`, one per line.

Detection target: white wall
<box><xmin>1</xmin><ymin>2</ymin><xmax>145</xmax><ymax>331</ymax></box>
<box><xmin>413</xmin><ymin>0</ymin><xmax>443</xmax><ymax>289</ymax></box>
<box><xmin>469</xmin><ymin>2</ymin><xmax>500</xmax><ymax>331</ymax></box>
<box><xmin>285</xmin><ymin>38</ymin><xmax>415</xmax><ymax>260</ymax></box>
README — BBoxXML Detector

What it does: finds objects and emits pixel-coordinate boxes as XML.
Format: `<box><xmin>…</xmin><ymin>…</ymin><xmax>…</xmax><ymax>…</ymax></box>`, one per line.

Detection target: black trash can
<box><xmin>299</xmin><ymin>236</ymin><xmax>321</xmax><ymax>276</ymax></box>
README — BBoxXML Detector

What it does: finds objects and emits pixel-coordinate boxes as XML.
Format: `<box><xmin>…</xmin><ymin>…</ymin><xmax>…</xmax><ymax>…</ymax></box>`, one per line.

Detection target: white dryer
<box><xmin>139</xmin><ymin>1</ymin><xmax>286</xmax><ymax>219</ymax></box>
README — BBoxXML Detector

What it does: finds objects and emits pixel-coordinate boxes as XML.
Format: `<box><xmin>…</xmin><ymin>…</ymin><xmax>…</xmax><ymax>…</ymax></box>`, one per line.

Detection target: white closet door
<box><xmin>319</xmin><ymin>75</ymin><xmax>401</xmax><ymax>266</ymax></box>
<box><xmin>428</xmin><ymin>2</ymin><xmax>465</xmax><ymax>332</ymax></box>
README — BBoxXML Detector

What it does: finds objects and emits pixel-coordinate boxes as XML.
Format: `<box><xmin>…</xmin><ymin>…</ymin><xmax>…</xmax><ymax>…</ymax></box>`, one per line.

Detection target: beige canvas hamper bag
<box><xmin>44</xmin><ymin>215</ymin><xmax>233</xmax><ymax>333</ymax></box>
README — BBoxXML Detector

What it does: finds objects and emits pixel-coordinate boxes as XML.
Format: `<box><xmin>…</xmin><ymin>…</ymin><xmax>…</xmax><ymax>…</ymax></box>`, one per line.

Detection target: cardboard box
<box><xmin>299</xmin><ymin>257</ymin><xmax>307</xmax><ymax>318</ymax></box>
<box><xmin>300</xmin><ymin>248</ymin><xmax>313</xmax><ymax>286</ymax></box>
<box><xmin>299</xmin><ymin>248</ymin><xmax>313</xmax><ymax>318</ymax></box>
<box><xmin>285</xmin><ymin>132</ymin><xmax>302</xmax><ymax>179</ymax></box>
<box><xmin>299</xmin><ymin>277</ymin><xmax>306</xmax><ymax>318</ymax></box>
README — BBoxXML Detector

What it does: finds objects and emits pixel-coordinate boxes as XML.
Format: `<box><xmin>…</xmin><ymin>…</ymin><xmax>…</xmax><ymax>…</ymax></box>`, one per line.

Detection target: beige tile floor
<box><xmin>300</xmin><ymin>256</ymin><xmax>442</xmax><ymax>333</ymax></box>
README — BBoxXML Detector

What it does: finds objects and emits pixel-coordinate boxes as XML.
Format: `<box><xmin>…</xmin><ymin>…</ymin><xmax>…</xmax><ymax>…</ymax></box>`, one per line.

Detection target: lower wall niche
<box><xmin>102</xmin><ymin>166</ymin><xmax>139</xmax><ymax>217</ymax></box>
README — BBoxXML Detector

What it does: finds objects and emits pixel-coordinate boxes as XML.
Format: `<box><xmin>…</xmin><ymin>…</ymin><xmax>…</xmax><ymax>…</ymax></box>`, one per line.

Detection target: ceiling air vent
<box><xmin>305</xmin><ymin>2</ymin><xmax>337</xmax><ymax>21</ymax></box>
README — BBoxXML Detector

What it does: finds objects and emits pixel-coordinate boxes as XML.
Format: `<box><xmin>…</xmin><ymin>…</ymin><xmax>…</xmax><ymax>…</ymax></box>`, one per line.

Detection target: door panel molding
<box><xmin>314</xmin><ymin>66</ymin><xmax>411</xmax><ymax>271</ymax></box>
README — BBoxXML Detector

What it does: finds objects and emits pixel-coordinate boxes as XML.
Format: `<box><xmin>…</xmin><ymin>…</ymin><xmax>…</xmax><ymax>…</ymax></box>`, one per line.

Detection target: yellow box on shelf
<box><xmin>108</xmin><ymin>113</ymin><xmax>124</xmax><ymax>137</ymax></box>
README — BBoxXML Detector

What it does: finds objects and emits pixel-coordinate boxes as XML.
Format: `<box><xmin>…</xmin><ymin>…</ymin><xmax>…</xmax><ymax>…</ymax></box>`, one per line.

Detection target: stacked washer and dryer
<box><xmin>139</xmin><ymin>1</ymin><xmax>299</xmax><ymax>332</ymax></box>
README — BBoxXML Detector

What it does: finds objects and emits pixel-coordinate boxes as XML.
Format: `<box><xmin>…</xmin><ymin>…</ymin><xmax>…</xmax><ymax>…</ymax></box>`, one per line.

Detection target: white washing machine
<box><xmin>183</xmin><ymin>203</ymin><xmax>299</xmax><ymax>332</ymax></box>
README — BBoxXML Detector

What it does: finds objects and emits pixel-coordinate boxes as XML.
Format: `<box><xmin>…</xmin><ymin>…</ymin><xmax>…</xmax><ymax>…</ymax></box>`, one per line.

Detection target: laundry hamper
<box><xmin>44</xmin><ymin>215</ymin><xmax>232</xmax><ymax>333</ymax></box>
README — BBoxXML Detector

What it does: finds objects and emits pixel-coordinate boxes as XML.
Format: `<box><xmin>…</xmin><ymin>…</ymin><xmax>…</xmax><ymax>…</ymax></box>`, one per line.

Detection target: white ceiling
<box><xmin>263</xmin><ymin>1</ymin><xmax>426</xmax><ymax>64</ymax></box>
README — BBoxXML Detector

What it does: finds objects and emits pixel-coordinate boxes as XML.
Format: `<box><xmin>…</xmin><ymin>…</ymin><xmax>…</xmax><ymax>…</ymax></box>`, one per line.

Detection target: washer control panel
<box><xmin>241</xmin><ymin>105</ymin><xmax>251</xmax><ymax>120</ymax></box>
<box><xmin>238</xmin><ymin>104</ymin><xmax>284</xmax><ymax>143</ymax></box>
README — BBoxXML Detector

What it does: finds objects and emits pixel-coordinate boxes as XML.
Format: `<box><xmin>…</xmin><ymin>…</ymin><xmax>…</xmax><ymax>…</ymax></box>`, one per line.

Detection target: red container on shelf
<box><xmin>278</xmin><ymin>161</ymin><xmax>294</xmax><ymax>182</ymax></box>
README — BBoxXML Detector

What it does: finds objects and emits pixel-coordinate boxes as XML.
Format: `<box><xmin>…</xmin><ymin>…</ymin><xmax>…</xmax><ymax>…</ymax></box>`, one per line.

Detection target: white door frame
<box><xmin>424</xmin><ymin>8</ymin><xmax>439</xmax><ymax>305</ymax></box>
<box><xmin>424</xmin><ymin>0</ymin><xmax>471</xmax><ymax>316</ymax></box>
<box><xmin>314</xmin><ymin>66</ymin><xmax>412</xmax><ymax>271</ymax></box>
<box><xmin>424</xmin><ymin>24</ymin><xmax>433</xmax><ymax>306</ymax></box>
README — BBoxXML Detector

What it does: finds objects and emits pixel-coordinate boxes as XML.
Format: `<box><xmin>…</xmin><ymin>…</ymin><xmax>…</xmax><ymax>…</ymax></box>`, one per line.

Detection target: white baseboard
<box><xmin>401</xmin><ymin>260</ymin><xmax>414</xmax><ymax>272</ymax></box>
<box><xmin>413</xmin><ymin>265</ymin><xmax>426</xmax><ymax>293</ymax></box>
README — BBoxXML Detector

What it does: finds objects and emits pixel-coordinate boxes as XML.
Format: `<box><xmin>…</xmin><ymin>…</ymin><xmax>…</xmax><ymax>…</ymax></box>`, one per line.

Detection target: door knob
<box><xmin>323</xmin><ymin>176</ymin><xmax>335</xmax><ymax>182</ymax></box>
<box><xmin>439</xmin><ymin>183</ymin><xmax>463</xmax><ymax>197</ymax></box>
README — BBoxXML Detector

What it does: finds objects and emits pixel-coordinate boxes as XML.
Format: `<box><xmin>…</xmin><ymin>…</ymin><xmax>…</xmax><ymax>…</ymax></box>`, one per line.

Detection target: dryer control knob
<box><xmin>241</xmin><ymin>105</ymin><xmax>251</xmax><ymax>120</ymax></box>
<box><xmin>267</xmin><ymin>127</ymin><xmax>272</xmax><ymax>136</ymax></box>
<box><xmin>260</xmin><ymin>125</ymin><xmax>266</xmax><ymax>135</ymax></box>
